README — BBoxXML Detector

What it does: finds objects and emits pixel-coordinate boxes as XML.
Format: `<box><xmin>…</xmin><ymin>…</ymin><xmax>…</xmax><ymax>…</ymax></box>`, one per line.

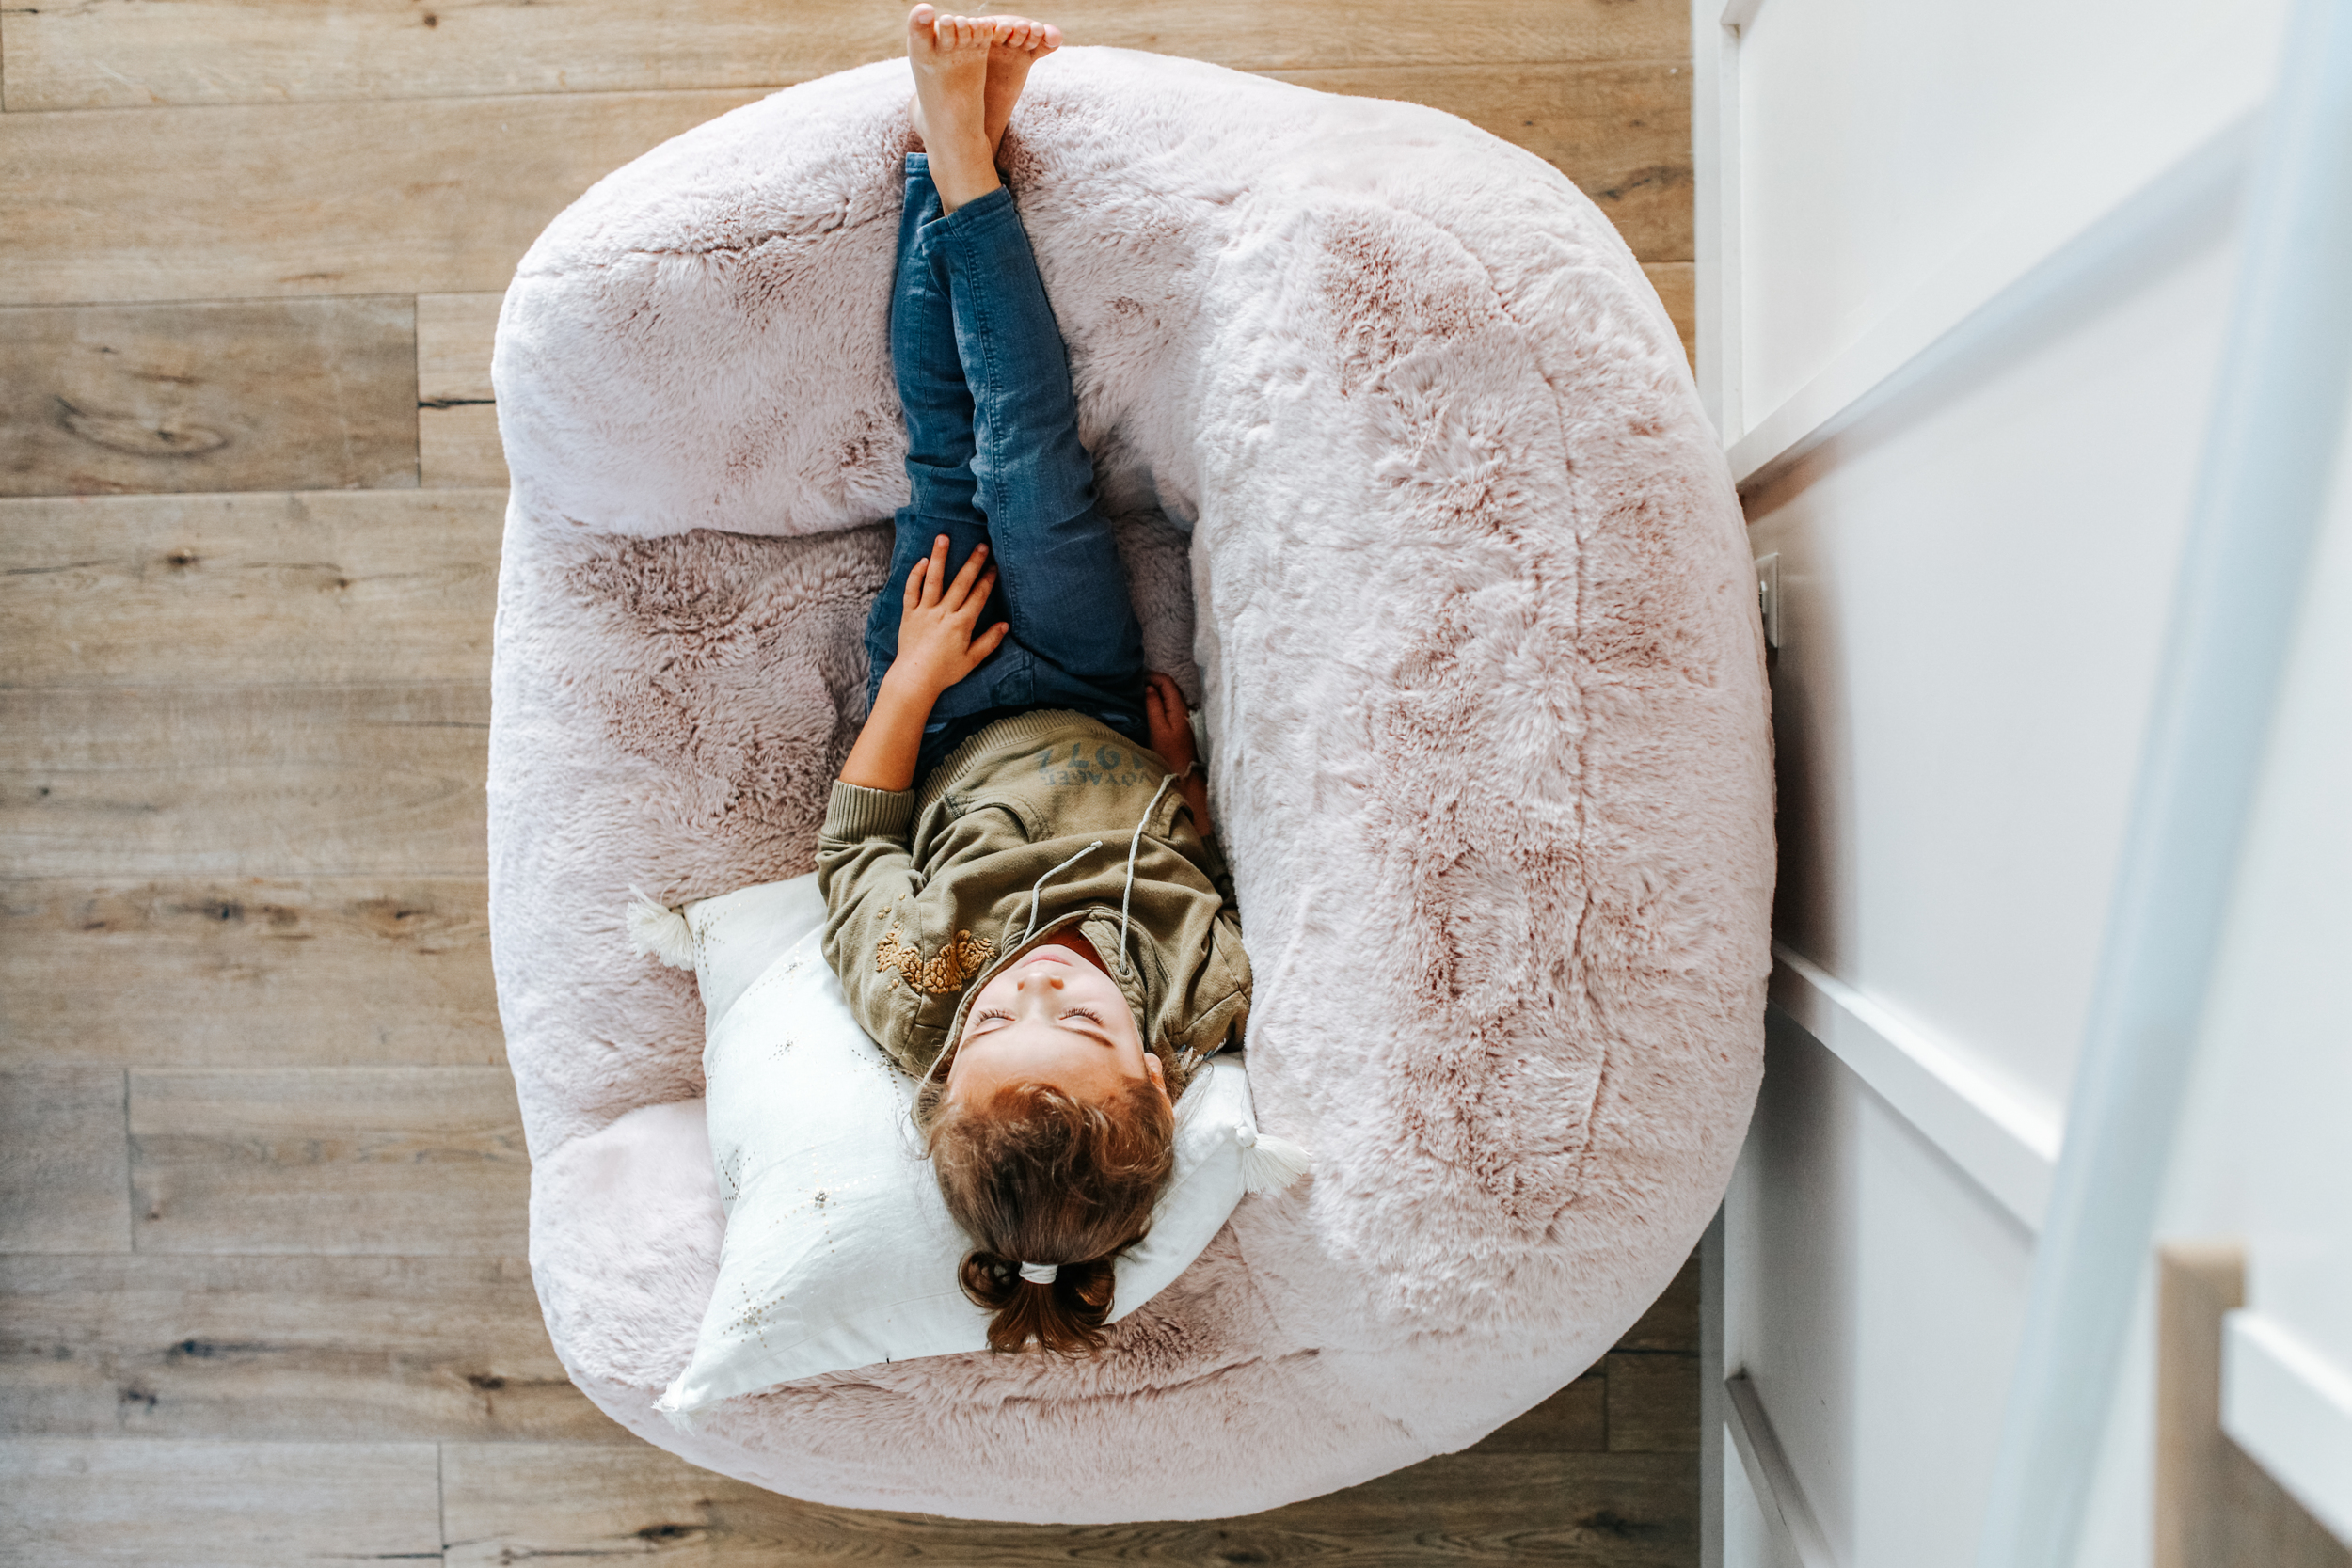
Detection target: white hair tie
<box><xmin>1017</xmin><ymin>1261</ymin><xmax>1058</xmax><ymax>1284</ymax></box>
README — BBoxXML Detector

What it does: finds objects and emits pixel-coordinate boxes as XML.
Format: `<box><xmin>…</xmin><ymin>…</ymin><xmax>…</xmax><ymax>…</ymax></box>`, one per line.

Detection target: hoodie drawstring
<box><xmin>1011</xmin><ymin>770</ymin><xmax>1181</xmax><ymax>972</ymax></box>
<box><xmin>1116</xmin><ymin>775</ymin><xmax>1179</xmax><ymax>975</ymax></box>
<box><xmin>1019</xmin><ymin>840</ymin><xmax>1104</xmax><ymax>946</ymax></box>
<box><xmin>930</xmin><ymin>771</ymin><xmax>1189</xmax><ymax>1086</ymax></box>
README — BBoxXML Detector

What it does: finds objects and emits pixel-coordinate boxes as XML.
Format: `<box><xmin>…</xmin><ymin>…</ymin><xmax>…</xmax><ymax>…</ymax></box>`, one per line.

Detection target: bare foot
<box><xmin>905</xmin><ymin>7</ymin><xmax>999</xmax><ymax>211</ymax></box>
<box><xmin>982</xmin><ymin>14</ymin><xmax>1061</xmax><ymax>152</ymax></box>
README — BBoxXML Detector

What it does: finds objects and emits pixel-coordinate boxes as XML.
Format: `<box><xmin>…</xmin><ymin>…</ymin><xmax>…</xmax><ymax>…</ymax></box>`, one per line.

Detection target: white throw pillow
<box><xmin>634</xmin><ymin>875</ymin><xmax>1302</xmax><ymax>1420</ymax></box>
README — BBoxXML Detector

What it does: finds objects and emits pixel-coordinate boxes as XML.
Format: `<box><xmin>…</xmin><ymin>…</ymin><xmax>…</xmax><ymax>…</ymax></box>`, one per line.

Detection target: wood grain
<box><xmin>0</xmin><ymin>490</ymin><xmax>502</xmax><ymax>687</ymax></box>
<box><xmin>1620</xmin><ymin>1253</ymin><xmax>1700</xmax><ymax>1354</ymax></box>
<box><xmin>2155</xmin><ymin>1243</ymin><xmax>2352</xmax><ymax>1568</ymax></box>
<box><xmin>417</xmin><ymin>293</ymin><xmax>509</xmax><ymax>487</ymax></box>
<box><xmin>417</xmin><ymin>293</ymin><xmax>502</xmax><ymax>404</ymax></box>
<box><xmin>128</xmin><ymin>1065</ymin><xmax>528</xmax><ymax>1255</ymax></box>
<box><xmin>0</xmin><ymin>0</ymin><xmax>1701</xmax><ymax>1553</ymax></box>
<box><xmin>0</xmin><ymin>90</ymin><xmax>764</xmax><ymax>306</ymax></box>
<box><xmin>0</xmin><ymin>298</ymin><xmax>417</xmax><ymax>498</ymax></box>
<box><xmin>421</xmin><ymin>404</ymin><xmax>508</xmax><ymax>488</ymax></box>
<box><xmin>0</xmin><ymin>66</ymin><xmax>1692</xmax><ymax>307</ymax></box>
<box><xmin>1645</xmin><ymin>261</ymin><xmax>1696</xmax><ymax>369</ymax></box>
<box><xmin>1265</xmin><ymin>61</ymin><xmax>1692</xmax><ymax>261</ymax></box>
<box><xmin>2</xmin><ymin>682</ymin><xmax>489</xmax><ymax>879</ymax></box>
<box><xmin>1470</xmin><ymin>1370</ymin><xmax>1610</xmax><ymax>1453</ymax></box>
<box><xmin>4</xmin><ymin>0</ymin><xmax>1689</xmax><ymax>110</ymax></box>
<box><xmin>0</xmin><ymin>877</ymin><xmax>501</xmax><ymax>1069</ymax></box>
<box><xmin>0</xmin><ymin>1067</ymin><xmax>132</xmax><ymax>1253</ymax></box>
<box><xmin>0</xmin><ymin>1253</ymin><xmax>615</xmax><ymax>1440</ymax></box>
<box><xmin>1606</xmin><ymin>1354</ymin><xmax>1700</xmax><ymax>1453</ymax></box>
<box><xmin>442</xmin><ymin>1442</ymin><xmax>1696</xmax><ymax>1566</ymax></box>
<box><xmin>0</xmin><ymin>1437</ymin><xmax>442</xmax><ymax>1565</ymax></box>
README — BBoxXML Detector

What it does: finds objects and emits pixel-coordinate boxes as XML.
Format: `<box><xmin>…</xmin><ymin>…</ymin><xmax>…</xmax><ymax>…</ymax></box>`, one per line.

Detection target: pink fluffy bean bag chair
<box><xmin>488</xmin><ymin>49</ymin><xmax>1772</xmax><ymax>1523</ymax></box>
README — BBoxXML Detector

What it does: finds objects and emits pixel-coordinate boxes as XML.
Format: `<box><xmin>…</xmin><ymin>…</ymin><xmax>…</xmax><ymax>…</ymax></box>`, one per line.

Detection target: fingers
<box><xmin>965</xmin><ymin>621</ymin><xmax>1011</xmax><ymax>671</ymax></box>
<box><xmin>921</xmin><ymin>534</ymin><xmax>951</xmax><ymax>606</ymax></box>
<box><xmin>946</xmin><ymin>542</ymin><xmax>992</xmax><ymax>609</ymax></box>
<box><xmin>1140</xmin><ymin>673</ymin><xmax>1196</xmax><ymax>767</ymax></box>
<box><xmin>937</xmin><ymin>563</ymin><xmax>996</xmax><ymax>624</ymax></box>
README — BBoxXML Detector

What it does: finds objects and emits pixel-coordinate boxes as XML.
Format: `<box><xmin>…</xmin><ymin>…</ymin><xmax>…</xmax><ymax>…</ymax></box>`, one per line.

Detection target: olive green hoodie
<box><xmin>816</xmin><ymin>709</ymin><xmax>1250</xmax><ymax>1082</ymax></box>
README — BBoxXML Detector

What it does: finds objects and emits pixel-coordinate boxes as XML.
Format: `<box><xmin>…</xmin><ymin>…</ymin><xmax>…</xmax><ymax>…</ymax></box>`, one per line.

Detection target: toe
<box><xmin>1038</xmin><ymin>22</ymin><xmax>1062</xmax><ymax>50</ymax></box>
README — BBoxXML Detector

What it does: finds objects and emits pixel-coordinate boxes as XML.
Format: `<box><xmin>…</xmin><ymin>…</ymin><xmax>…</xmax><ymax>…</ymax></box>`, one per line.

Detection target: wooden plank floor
<box><xmin>0</xmin><ymin>1</ymin><xmax>1699</xmax><ymax>1558</ymax></box>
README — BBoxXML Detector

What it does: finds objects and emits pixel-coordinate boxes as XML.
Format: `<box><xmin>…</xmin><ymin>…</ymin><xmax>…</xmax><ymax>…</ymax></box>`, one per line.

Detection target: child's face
<box><xmin>947</xmin><ymin>930</ymin><xmax>1167</xmax><ymax>1110</ymax></box>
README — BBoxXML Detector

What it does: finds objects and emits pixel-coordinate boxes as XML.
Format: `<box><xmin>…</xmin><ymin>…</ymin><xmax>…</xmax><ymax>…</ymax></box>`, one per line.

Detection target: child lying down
<box><xmin>816</xmin><ymin>6</ymin><xmax>1251</xmax><ymax>1355</ymax></box>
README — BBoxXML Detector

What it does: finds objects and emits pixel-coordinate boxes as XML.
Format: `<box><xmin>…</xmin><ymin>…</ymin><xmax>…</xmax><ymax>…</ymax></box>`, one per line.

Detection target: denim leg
<box><xmin>931</xmin><ymin>187</ymin><xmax>1146</xmax><ymax>725</ymax></box>
<box><xmin>870</xmin><ymin>167</ymin><xmax>1148</xmax><ymax>778</ymax></box>
<box><xmin>867</xmin><ymin>156</ymin><xmax>1008</xmax><ymax>705</ymax></box>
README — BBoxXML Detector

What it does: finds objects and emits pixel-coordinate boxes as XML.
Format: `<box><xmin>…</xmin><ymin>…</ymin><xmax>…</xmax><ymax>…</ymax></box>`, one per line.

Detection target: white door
<box><xmin>1691</xmin><ymin>0</ymin><xmax>2352</xmax><ymax>1560</ymax></box>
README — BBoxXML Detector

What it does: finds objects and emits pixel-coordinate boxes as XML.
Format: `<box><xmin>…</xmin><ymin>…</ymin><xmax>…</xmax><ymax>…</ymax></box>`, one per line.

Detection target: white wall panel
<box><xmin>1727</xmin><ymin>1014</ymin><xmax>2034</xmax><ymax>1565</ymax></box>
<box><xmin>1722</xmin><ymin>1427</ymin><xmax>1806</xmax><ymax>1568</ymax></box>
<box><xmin>1735</xmin><ymin>0</ymin><xmax>2288</xmax><ymax>426</ymax></box>
<box><xmin>1744</xmin><ymin>215</ymin><xmax>2236</xmax><ymax>1105</ymax></box>
<box><xmin>2201</xmin><ymin>395</ymin><xmax>2352</xmax><ymax>1373</ymax></box>
<box><xmin>1698</xmin><ymin>0</ymin><xmax>2346</xmax><ymax>1559</ymax></box>
<box><xmin>2167</xmin><ymin>393</ymin><xmax>2352</xmax><ymax>1545</ymax></box>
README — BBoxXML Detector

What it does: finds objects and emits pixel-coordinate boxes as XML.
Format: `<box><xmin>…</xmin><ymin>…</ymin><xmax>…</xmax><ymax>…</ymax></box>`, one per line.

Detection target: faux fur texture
<box><xmin>489</xmin><ymin>49</ymin><xmax>1771</xmax><ymax>1523</ymax></box>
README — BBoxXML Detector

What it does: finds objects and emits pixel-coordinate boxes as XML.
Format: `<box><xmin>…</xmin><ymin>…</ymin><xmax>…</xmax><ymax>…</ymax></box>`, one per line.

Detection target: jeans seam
<box><xmin>951</xmin><ymin>218</ymin><xmax>1035</xmax><ymax>648</ymax></box>
<box><xmin>955</xmin><ymin>230</ymin><xmax>1002</xmax><ymax>498</ymax></box>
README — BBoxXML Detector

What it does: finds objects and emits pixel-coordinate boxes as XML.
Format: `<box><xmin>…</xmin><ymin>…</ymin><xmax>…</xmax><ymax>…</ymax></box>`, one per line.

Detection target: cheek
<box><xmin>1076</xmin><ymin>971</ymin><xmax>1129</xmax><ymax>1010</ymax></box>
<box><xmin>1089</xmin><ymin>986</ymin><xmax>1144</xmax><ymax>1045</ymax></box>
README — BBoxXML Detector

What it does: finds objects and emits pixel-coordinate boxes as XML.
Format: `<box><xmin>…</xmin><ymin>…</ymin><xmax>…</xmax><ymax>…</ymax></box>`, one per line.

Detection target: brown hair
<box><xmin>920</xmin><ymin>1075</ymin><xmax>1178</xmax><ymax>1354</ymax></box>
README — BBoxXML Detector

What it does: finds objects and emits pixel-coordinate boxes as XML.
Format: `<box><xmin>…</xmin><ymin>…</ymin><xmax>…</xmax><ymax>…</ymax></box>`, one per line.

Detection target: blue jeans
<box><xmin>868</xmin><ymin>155</ymin><xmax>1149</xmax><ymax>783</ymax></box>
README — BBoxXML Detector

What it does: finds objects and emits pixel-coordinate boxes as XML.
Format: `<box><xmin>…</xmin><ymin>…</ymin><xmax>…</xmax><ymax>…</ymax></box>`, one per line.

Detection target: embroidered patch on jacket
<box><xmin>875</xmin><ymin>925</ymin><xmax>997</xmax><ymax>995</ymax></box>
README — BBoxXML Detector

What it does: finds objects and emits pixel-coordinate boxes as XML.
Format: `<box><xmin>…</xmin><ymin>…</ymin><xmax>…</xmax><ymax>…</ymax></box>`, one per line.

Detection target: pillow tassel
<box><xmin>654</xmin><ymin>1379</ymin><xmax>707</xmax><ymax>1433</ymax></box>
<box><xmin>1236</xmin><ymin>1126</ymin><xmax>1313</xmax><ymax>1194</ymax></box>
<box><xmin>626</xmin><ymin>886</ymin><xmax>696</xmax><ymax>970</ymax></box>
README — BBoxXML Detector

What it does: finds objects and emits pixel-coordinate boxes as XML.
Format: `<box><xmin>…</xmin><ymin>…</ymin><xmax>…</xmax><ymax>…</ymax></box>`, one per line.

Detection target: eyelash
<box><xmin>973</xmin><ymin>1006</ymin><xmax>1104</xmax><ymax>1024</ymax></box>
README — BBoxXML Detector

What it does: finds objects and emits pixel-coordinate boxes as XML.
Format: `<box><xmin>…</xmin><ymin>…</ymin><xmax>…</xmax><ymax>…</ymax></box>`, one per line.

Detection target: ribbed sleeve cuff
<box><xmin>823</xmin><ymin>781</ymin><xmax>916</xmax><ymax>843</ymax></box>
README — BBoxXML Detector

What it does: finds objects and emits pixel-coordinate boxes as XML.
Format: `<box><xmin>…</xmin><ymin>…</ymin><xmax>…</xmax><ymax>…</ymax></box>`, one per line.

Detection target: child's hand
<box><xmin>1144</xmin><ymin>673</ymin><xmax>1197</xmax><ymax>774</ymax></box>
<box><xmin>1144</xmin><ymin>672</ymin><xmax>1214</xmax><ymax>837</ymax></box>
<box><xmin>889</xmin><ymin>535</ymin><xmax>1010</xmax><ymax>700</ymax></box>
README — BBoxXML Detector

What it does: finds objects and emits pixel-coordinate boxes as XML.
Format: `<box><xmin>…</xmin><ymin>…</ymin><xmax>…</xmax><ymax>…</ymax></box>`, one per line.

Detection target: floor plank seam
<box><xmin>117</xmin><ymin>1068</ymin><xmax>135</xmax><ymax>1253</ymax></box>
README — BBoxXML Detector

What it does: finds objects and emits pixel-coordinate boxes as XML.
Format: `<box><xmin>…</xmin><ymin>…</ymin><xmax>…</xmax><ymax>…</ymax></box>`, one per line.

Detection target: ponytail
<box><xmin>957</xmin><ymin>1252</ymin><xmax>1120</xmax><ymax>1355</ymax></box>
<box><xmin>924</xmin><ymin>1077</ymin><xmax>1176</xmax><ymax>1354</ymax></box>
